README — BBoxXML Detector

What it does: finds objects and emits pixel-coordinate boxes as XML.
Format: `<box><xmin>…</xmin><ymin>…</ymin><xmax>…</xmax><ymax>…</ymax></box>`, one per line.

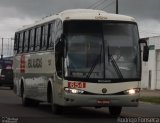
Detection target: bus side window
<box><xmin>35</xmin><ymin>27</ymin><xmax>42</xmax><ymax>51</ymax></box>
<box><xmin>55</xmin><ymin>19</ymin><xmax>63</xmax><ymax>78</ymax></box>
<box><xmin>47</xmin><ymin>23</ymin><xmax>51</xmax><ymax>49</ymax></box>
<box><xmin>41</xmin><ymin>25</ymin><xmax>48</xmax><ymax>50</ymax></box>
<box><xmin>14</xmin><ymin>33</ymin><xmax>20</xmax><ymax>53</ymax></box>
<box><xmin>24</xmin><ymin>30</ymin><xmax>30</xmax><ymax>52</ymax></box>
<box><xmin>48</xmin><ymin>21</ymin><xmax>55</xmax><ymax>49</ymax></box>
<box><xmin>28</xmin><ymin>30</ymin><xmax>31</xmax><ymax>52</ymax></box>
<box><xmin>29</xmin><ymin>28</ymin><xmax>36</xmax><ymax>52</ymax></box>
<box><xmin>19</xmin><ymin>32</ymin><xmax>24</xmax><ymax>53</ymax></box>
<box><xmin>55</xmin><ymin>19</ymin><xmax>63</xmax><ymax>43</ymax></box>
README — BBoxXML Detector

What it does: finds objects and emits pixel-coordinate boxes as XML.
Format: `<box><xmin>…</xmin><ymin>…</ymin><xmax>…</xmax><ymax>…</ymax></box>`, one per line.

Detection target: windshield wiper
<box><xmin>108</xmin><ymin>45</ymin><xmax>123</xmax><ymax>79</ymax></box>
<box><xmin>86</xmin><ymin>43</ymin><xmax>123</xmax><ymax>79</ymax></box>
<box><xmin>86</xmin><ymin>45</ymin><xmax>102</xmax><ymax>79</ymax></box>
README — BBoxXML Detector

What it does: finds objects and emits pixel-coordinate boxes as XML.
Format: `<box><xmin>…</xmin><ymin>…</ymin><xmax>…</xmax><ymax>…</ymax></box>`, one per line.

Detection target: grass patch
<box><xmin>140</xmin><ymin>96</ymin><xmax>160</xmax><ymax>104</ymax></box>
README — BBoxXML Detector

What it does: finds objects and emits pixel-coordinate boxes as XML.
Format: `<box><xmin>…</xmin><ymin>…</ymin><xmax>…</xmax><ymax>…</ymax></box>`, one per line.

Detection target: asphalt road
<box><xmin>0</xmin><ymin>87</ymin><xmax>160</xmax><ymax>123</ymax></box>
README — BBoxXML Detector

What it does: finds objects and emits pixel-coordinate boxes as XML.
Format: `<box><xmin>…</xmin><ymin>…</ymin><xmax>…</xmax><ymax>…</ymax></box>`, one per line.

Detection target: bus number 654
<box><xmin>68</xmin><ymin>82</ymin><xmax>86</xmax><ymax>88</ymax></box>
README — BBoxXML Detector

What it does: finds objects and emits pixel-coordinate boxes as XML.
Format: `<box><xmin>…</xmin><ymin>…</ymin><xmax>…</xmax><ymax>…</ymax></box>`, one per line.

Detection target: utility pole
<box><xmin>1</xmin><ymin>38</ymin><xmax>3</xmax><ymax>59</ymax></box>
<box><xmin>11</xmin><ymin>37</ymin><xmax>14</xmax><ymax>56</ymax></box>
<box><xmin>7</xmin><ymin>38</ymin><xmax>9</xmax><ymax>56</ymax></box>
<box><xmin>116</xmin><ymin>0</ymin><xmax>119</xmax><ymax>14</ymax></box>
<box><xmin>10</xmin><ymin>38</ymin><xmax>13</xmax><ymax>56</ymax></box>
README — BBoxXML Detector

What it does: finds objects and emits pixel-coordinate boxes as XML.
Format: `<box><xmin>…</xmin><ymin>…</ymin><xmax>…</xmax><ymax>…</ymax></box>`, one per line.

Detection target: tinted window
<box><xmin>48</xmin><ymin>21</ymin><xmax>55</xmax><ymax>49</ymax></box>
<box><xmin>29</xmin><ymin>28</ymin><xmax>36</xmax><ymax>51</ymax></box>
<box><xmin>24</xmin><ymin>30</ymin><xmax>30</xmax><ymax>52</ymax></box>
<box><xmin>35</xmin><ymin>27</ymin><xmax>42</xmax><ymax>51</ymax></box>
<box><xmin>19</xmin><ymin>32</ymin><xmax>24</xmax><ymax>53</ymax></box>
<box><xmin>41</xmin><ymin>25</ymin><xmax>48</xmax><ymax>50</ymax></box>
<box><xmin>55</xmin><ymin>20</ymin><xmax>62</xmax><ymax>44</ymax></box>
<box><xmin>14</xmin><ymin>33</ymin><xmax>20</xmax><ymax>53</ymax></box>
<box><xmin>48</xmin><ymin>20</ymin><xmax>62</xmax><ymax>49</ymax></box>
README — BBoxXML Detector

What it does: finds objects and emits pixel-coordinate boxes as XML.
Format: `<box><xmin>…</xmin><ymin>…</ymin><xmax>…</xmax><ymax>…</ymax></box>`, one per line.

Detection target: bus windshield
<box><xmin>64</xmin><ymin>21</ymin><xmax>140</xmax><ymax>82</ymax></box>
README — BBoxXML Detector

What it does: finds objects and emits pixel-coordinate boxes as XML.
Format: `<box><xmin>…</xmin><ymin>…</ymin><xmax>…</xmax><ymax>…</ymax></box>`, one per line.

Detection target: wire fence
<box><xmin>87</xmin><ymin>0</ymin><xmax>115</xmax><ymax>11</ymax></box>
<box><xmin>0</xmin><ymin>38</ymin><xmax>14</xmax><ymax>57</ymax></box>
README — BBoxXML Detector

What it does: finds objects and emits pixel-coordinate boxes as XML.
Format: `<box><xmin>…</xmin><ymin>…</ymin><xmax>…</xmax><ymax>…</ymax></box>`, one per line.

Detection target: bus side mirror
<box><xmin>139</xmin><ymin>39</ymin><xmax>149</xmax><ymax>62</ymax></box>
<box><xmin>56</xmin><ymin>35</ymin><xmax>65</xmax><ymax>55</ymax></box>
<box><xmin>143</xmin><ymin>46</ymin><xmax>149</xmax><ymax>62</ymax></box>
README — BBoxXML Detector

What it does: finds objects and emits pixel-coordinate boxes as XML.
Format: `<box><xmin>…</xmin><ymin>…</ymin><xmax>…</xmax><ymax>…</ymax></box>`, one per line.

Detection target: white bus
<box><xmin>13</xmin><ymin>9</ymin><xmax>148</xmax><ymax>116</ymax></box>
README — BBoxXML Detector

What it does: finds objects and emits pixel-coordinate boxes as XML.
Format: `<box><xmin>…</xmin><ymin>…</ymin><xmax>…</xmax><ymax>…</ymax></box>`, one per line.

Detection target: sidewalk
<box><xmin>140</xmin><ymin>89</ymin><xmax>160</xmax><ymax>97</ymax></box>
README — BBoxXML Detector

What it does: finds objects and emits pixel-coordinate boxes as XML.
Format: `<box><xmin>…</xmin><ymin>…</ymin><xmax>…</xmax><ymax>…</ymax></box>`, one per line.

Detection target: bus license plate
<box><xmin>97</xmin><ymin>100</ymin><xmax>110</xmax><ymax>104</ymax></box>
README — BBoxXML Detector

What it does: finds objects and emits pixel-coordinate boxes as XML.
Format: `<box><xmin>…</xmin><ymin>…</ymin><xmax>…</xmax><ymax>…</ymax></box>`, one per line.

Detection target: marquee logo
<box><xmin>20</xmin><ymin>55</ymin><xmax>25</xmax><ymax>73</ymax></box>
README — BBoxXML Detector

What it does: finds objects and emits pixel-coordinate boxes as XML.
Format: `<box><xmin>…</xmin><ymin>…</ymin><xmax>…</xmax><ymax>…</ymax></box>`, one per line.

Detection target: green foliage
<box><xmin>140</xmin><ymin>96</ymin><xmax>160</xmax><ymax>104</ymax></box>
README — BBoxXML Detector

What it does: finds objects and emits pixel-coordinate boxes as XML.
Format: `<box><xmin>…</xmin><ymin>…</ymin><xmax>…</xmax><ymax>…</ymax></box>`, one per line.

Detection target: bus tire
<box><xmin>50</xmin><ymin>89</ymin><xmax>63</xmax><ymax>114</ymax></box>
<box><xmin>21</xmin><ymin>83</ymin><xmax>30</xmax><ymax>106</ymax></box>
<box><xmin>109</xmin><ymin>106</ymin><xmax>122</xmax><ymax>117</ymax></box>
<box><xmin>21</xmin><ymin>82</ymin><xmax>39</xmax><ymax>107</ymax></box>
<box><xmin>10</xmin><ymin>86</ymin><xmax>13</xmax><ymax>90</ymax></box>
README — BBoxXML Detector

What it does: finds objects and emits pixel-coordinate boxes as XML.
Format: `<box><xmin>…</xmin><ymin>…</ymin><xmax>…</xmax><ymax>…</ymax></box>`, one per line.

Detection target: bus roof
<box><xmin>16</xmin><ymin>9</ymin><xmax>136</xmax><ymax>32</ymax></box>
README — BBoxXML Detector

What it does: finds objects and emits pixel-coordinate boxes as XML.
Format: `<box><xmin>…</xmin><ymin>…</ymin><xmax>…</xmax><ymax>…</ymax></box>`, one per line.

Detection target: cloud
<box><xmin>0</xmin><ymin>0</ymin><xmax>160</xmax><ymax>38</ymax></box>
<box><xmin>0</xmin><ymin>17</ymin><xmax>35</xmax><ymax>38</ymax></box>
<box><xmin>138</xmin><ymin>19</ymin><xmax>160</xmax><ymax>38</ymax></box>
<box><xmin>0</xmin><ymin>17</ymin><xmax>35</xmax><ymax>56</ymax></box>
<box><xmin>119</xmin><ymin>0</ymin><xmax>160</xmax><ymax>20</ymax></box>
<box><xmin>0</xmin><ymin>0</ymin><xmax>160</xmax><ymax>56</ymax></box>
<box><xmin>0</xmin><ymin>7</ymin><xmax>19</xmax><ymax>19</ymax></box>
<box><xmin>0</xmin><ymin>0</ymin><xmax>160</xmax><ymax>19</ymax></box>
<box><xmin>0</xmin><ymin>0</ymin><xmax>97</xmax><ymax>38</ymax></box>
<box><xmin>0</xmin><ymin>0</ymin><xmax>97</xmax><ymax>17</ymax></box>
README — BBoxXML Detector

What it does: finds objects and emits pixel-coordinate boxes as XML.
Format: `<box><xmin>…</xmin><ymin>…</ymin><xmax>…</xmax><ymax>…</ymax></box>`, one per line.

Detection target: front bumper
<box><xmin>62</xmin><ymin>93</ymin><xmax>140</xmax><ymax>107</ymax></box>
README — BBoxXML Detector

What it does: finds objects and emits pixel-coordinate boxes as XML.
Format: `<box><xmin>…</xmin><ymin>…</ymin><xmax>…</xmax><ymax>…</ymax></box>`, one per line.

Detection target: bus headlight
<box><xmin>128</xmin><ymin>89</ymin><xmax>136</xmax><ymax>94</ymax></box>
<box><xmin>125</xmin><ymin>88</ymin><xmax>140</xmax><ymax>95</ymax></box>
<box><xmin>64</xmin><ymin>87</ymin><xmax>84</xmax><ymax>94</ymax></box>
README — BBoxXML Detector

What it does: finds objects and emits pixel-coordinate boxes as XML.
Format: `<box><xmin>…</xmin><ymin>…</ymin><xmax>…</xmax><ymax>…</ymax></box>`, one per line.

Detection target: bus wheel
<box><xmin>10</xmin><ymin>86</ymin><xmax>13</xmax><ymax>90</ymax></box>
<box><xmin>21</xmin><ymin>83</ymin><xmax>39</xmax><ymax>106</ymax></box>
<box><xmin>21</xmin><ymin>86</ymin><xmax>30</xmax><ymax>106</ymax></box>
<box><xmin>109</xmin><ymin>106</ymin><xmax>122</xmax><ymax>117</ymax></box>
<box><xmin>50</xmin><ymin>89</ymin><xmax>63</xmax><ymax>114</ymax></box>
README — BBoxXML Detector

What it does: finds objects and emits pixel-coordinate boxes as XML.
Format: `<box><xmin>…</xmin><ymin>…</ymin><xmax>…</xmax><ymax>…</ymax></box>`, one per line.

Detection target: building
<box><xmin>141</xmin><ymin>36</ymin><xmax>160</xmax><ymax>90</ymax></box>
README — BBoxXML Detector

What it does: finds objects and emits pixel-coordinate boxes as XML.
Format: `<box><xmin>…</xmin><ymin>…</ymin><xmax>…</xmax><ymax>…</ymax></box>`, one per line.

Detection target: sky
<box><xmin>0</xmin><ymin>0</ymin><xmax>160</xmax><ymax>56</ymax></box>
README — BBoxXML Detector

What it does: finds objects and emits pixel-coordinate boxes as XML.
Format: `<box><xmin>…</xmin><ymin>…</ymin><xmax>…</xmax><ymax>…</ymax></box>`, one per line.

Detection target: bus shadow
<box><xmin>35</xmin><ymin>103</ymin><xmax>116</xmax><ymax>119</ymax></box>
<box><xmin>62</xmin><ymin>108</ymin><xmax>112</xmax><ymax>119</ymax></box>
